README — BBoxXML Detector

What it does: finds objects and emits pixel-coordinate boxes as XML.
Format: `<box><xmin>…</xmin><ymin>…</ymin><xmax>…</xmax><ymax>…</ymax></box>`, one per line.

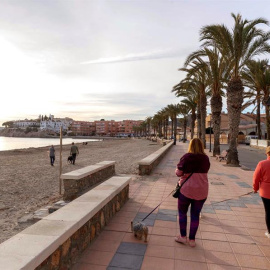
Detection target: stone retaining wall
<box><xmin>0</xmin><ymin>175</ymin><xmax>131</xmax><ymax>270</ymax></box>
<box><xmin>62</xmin><ymin>161</ymin><xmax>115</xmax><ymax>201</ymax></box>
<box><xmin>138</xmin><ymin>141</ymin><xmax>174</xmax><ymax>175</ymax></box>
<box><xmin>36</xmin><ymin>186</ymin><xmax>129</xmax><ymax>270</ymax></box>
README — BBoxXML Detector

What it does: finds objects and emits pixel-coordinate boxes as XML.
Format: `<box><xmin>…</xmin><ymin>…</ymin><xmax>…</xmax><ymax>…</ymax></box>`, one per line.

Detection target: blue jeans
<box><xmin>50</xmin><ymin>156</ymin><xmax>55</xmax><ymax>165</ymax></box>
<box><xmin>178</xmin><ymin>193</ymin><xmax>206</xmax><ymax>240</ymax></box>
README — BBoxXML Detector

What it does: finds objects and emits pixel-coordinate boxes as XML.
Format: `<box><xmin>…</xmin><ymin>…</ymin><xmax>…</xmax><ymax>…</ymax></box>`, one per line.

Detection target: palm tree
<box><xmin>180</xmin><ymin>58</ymin><xmax>209</xmax><ymax>148</ymax></box>
<box><xmin>201</xmin><ymin>13</ymin><xmax>270</xmax><ymax>165</ymax></box>
<box><xmin>185</xmin><ymin>47</ymin><xmax>229</xmax><ymax>156</ymax></box>
<box><xmin>178</xmin><ymin>103</ymin><xmax>191</xmax><ymax>141</ymax></box>
<box><xmin>172</xmin><ymin>79</ymin><xmax>198</xmax><ymax>139</ymax></box>
<box><xmin>242</xmin><ymin>60</ymin><xmax>269</xmax><ymax>139</ymax></box>
<box><xmin>166</xmin><ymin>104</ymin><xmax>181</xmax><ymax>144</ymax></box>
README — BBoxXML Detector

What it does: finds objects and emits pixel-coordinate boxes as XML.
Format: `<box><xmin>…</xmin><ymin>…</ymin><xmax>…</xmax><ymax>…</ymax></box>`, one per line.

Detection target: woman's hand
<box><xmin>175</xmin><ymin>168</ymin><xmax>183</xmax><ymax>177</ymax></box>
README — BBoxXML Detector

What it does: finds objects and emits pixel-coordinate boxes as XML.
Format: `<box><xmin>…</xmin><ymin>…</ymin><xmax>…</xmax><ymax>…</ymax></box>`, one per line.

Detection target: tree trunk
<box><xmin>256</xmin><ymin>94</ymin><xmax>261</xmax><ymax>139</ymax></box>
<box><xmin>200</xmin><ymin>86</ymin><xmax>207</xmax><ymax>148</ymax></box>
<box><xmin>197</xmin><ymin>100</ymin><xmax>201</xmax><ymax>139</ymax></box>
<box><xmin>174</xmin><ymin>115</ymin><xmax>177</xmax><ymax>145</ymax></box>
<box><xmin>211</xmin><ymin>94</ymin><xmax>222</xmax><ymax>156</ymax></box>
<box><xmin>191</xmin><ymin>109</ymin><xmax>196</xmax><ymax>139</ymax></box>
<box><xmin>226</xmin><ymin>78</ymin><xmax>244</xmax><ymax>166</ymax></box>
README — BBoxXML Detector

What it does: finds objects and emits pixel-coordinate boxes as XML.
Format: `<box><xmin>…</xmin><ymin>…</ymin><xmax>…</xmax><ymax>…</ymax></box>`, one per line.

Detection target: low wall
<box><xmin>250</xmin><ymin>139</ymin><xmax>270</xmax><ymax>148</ymax></box>
<box><xmin>0</xmin><ymin>176</ymin><xmax>131</xmax><ymax>270</ymax></box>
<box><xmin>138</xmin><ymin>141</ymin><xmax>174</xmax><ymax>175</ymax></box>
<box><xmin>62</xmin><ymin>161</ymin><xmax>115</xmax><ymax>201</ymax></box>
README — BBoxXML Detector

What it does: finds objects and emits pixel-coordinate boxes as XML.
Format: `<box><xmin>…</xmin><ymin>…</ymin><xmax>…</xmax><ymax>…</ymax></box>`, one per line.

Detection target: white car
<box><xmin>245</xmin><ymin>135</ymin><xmax>258</xmax><ymax>145</ymax></box>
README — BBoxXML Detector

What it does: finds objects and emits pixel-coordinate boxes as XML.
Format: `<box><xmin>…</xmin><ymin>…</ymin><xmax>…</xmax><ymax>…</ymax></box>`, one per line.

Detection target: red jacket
<box><xmin>253</xmin><ymin>156</ymin><xmax>270</xmax><ymax>199</ymax></box>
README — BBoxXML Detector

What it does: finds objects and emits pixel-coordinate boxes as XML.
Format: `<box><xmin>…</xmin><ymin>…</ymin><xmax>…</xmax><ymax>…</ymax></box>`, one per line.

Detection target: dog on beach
<box><xmin>67</xmin><ymin>155</ymin><xmax>73</xmax><ymax>164</ymax></box>
<box><xmin>131</xmin><ymin>221</ymin><xmax>148</xmax><ymax>242</ymax></box>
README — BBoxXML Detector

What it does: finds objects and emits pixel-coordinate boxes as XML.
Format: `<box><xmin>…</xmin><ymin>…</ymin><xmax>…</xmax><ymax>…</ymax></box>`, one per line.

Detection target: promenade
<box><xmin>73</xmin><ymin>142</ymin><xmax>270</xmax><ymax>270</ymax></box>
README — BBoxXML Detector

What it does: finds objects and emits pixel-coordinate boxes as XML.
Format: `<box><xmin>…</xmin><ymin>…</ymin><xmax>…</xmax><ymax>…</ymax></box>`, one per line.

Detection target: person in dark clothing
<box><xmin>49</xmin><ymin>145</ymin><xmax>55</xmax><ymax>166</ymax></box>
<box><xmin>174</xmin><ymin>138</ymin><xmax>210</xmax><ymax>247</ymax></box>
<box><xmin>70</xmin><ymin>142</ymin><xmax>79</xmax><ymax>165</ymax></box>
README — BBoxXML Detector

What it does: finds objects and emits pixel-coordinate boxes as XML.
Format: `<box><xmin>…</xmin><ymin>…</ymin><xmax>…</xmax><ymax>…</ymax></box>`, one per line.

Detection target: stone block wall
<box><xmin>139</xmin><ymin>142</ymin><xmax>173</xmax><ymax>175</ymax></box>
<box><xmin>36</xmin><ymin>185</ymin><xmax>129</xmax><ymax>270</ymax></box>
<box><xmin>63</xmin><ymin>164</ymin><xmax>115</xmax><ymax>201</ymax></box>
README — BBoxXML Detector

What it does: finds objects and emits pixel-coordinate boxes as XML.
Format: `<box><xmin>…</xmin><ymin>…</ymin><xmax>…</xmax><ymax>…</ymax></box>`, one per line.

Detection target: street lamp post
<box><xmin>209</xmin><ymin>114</ymin><xmax>212</xmax><ymax>152</ymax></box>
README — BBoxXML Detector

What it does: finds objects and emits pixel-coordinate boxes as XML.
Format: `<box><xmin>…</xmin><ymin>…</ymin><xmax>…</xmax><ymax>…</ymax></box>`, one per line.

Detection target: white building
<box><xmin>40</xmin><ymin>115</ymin><xmax>72</xmax><ymax>132</ymax></box>
<box><xmin>13</xmin><ymin>120</ymin><xmax>40</xmax><ymax>129</ymax></box>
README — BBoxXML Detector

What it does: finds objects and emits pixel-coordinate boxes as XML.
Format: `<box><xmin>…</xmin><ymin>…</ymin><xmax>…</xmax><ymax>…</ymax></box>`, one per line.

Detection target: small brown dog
<box><xmin>131</xmin><ymin>221</ymin><xmax>148</xmax><ymax>242</ymax></box>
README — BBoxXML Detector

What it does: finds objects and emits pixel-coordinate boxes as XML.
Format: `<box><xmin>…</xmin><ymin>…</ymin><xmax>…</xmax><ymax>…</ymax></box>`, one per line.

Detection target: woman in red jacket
<box><xmin>253</xmin><ymin>146</ymin><xmax>270</xmax><ymax>238</ymax></box>
<box><xmin>175</xmin><ymin>138</ymin><xmax>210</xmax><ymax>247</ymax></box>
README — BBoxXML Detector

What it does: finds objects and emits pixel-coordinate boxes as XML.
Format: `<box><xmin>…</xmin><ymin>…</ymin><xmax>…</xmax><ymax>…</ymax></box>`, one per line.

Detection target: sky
<box><xmin>0</xmin><ymin>0</ymin><xmax>270</xmax><ymax>125</ymax></box>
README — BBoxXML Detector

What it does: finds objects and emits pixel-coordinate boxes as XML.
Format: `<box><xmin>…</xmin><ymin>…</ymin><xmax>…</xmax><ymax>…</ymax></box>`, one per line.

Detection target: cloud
<box><xmin>81</xmin><ymin>48</ymin><xmax>187</xmax><ymax>65</ymax></box>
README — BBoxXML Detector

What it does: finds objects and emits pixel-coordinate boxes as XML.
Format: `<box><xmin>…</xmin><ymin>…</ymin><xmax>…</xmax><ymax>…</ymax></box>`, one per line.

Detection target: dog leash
<box><xmin>141</xmin><ymin>173</ymin><xmax>194</xmax><ymax>222</ymax></box>
<box><xmin>141</xmin><ymin>190</ymin><xmax>174</xmax><ymax>222</ymax></box>
<box><xmin>141</xmin><ymin>189</ymin><xmax>255</xmax><ymax>222</ymax></box>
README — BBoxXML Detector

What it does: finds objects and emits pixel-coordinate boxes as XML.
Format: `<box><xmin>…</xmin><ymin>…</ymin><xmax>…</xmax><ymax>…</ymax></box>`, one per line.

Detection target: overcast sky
<box><xmin>0</xmin><ymin>0</ymin><xmax>270</xmax><ymax>125</ymax></box>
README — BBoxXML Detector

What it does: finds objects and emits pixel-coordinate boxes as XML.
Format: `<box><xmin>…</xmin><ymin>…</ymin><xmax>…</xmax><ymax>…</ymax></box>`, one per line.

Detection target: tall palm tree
<box><xmin>185</xmin><ymin>47</ymin><xmax>229</xmax><ymax>156</ymax></box>
<box><xmin>242</xmin><ymin>60</ymin><xmax>269</xmax><ymax>139</ymax></box>
<box><xmin>201</xmin><ymin>13</ymin><xmax>270</xmax><ymax>165</ymax></box>
<box><xmin>178</xmin><ymin>103</ymin><xmax>191</xmax><ymax>141</ymax></box>
<box><xmin>172</xmin><ymin>79</ymin><xmax>198</xmax><ymax>139</ymax></box>
<box><xmin>166</xmin><ymin>104</ymin><xmax>181</xmax><ymax>144</ymax></box>
<box><xmin>181</xmin><ymin>58</ymin><xmax>209</xmax><ymax>148</ymax></box>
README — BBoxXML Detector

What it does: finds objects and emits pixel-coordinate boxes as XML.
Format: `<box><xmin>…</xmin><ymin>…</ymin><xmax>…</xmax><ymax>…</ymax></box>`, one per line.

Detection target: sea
<box><xmin>0</xmin><ymin>137</ymin><xmax>100</xmax><ymax>151</ymax></box>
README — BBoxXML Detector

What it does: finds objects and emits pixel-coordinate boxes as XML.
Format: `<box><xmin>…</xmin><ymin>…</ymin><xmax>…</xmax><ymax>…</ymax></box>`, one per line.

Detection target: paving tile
<box><xmin>201</xmin><ymin>231</ymin><xmax>227</xmax><ymax>241</ymax></box>
<box><xmin>73</xmin><ymin>263</ymin><xmax>107</xmax><ymax>270</ymax></box>
<box><xmin>230</xmin><ymin>242</ymin><xmax>264</xmax><ymax>256</ymax></box>
<box><xmin>204</xmin><ymin>250</ymin><xmax>239</xmax><ymax>266</ymax></box>
<box><xmin>79</xmin><ymin>250</ymin><xmax>114</xmax><ymax>266</ymax></box>
<box><xmin>207</xmin><ymin>264</ymin><xmax>241</xmax><ymax>270</ymax></box>
<box><xmin>158</xmin><ymin>209</ymin><xmax>178</xmax><ymax>215</ymax></box>
<box><xmin>108</xmin><ymin>253</ymin><xmax>144</xmax><ymax>270</ymax></box>
<box><xmin>175</xmin><ymin>246</ymin><xmax>206</xmax><ymax>262</ymax></box>
<box><xmin>202</xmin><ymin>240</ymin><xmax>232</xmax><ymax>253</ymax></box>
<box><xmin>98</xmin><ymin>231</ymin><xmax>125</xmax><ymax>242</ymax></box>
<box><xmin>89</xmin><ymin>239</ymin><xmax>120</xmax><ymax>253</ymax></box>
<box><xmin>140</xmin><ymin>256</ymin><xmax>174</xmax><ymax>270</ymax></box>
<box><xmin>199</xmin><ymin>224</ymin><xmax>224</xmax><ymax>233</ymax></box>
<box><xmin>151</xmin><ymin>226</ymin><xmax>177</xmax><ymax>236</ymax></box>
<box><xmin>226</xmin><ymin>234</ymin><xmax>255</xmax><ymax>244</ymax></box>
<box><xmin>154</xmin><ymin>220</ymin><xmax>177</xmax><ymax>228</ymax></box>
<box><xmin>148</xmin><ymin>235</ymin><xmax>175</xmax><ymax>247</ymax></box>
<box><xmin>175</xmin><ymin>260</ymin><xmax>208</xmax><ymax>270</ymax></box>
<box><xmin>221</xmin><ymin>226</ymin><xmax>249</xmax><ymax>235</ymax></box>
<box><xmin>236</xmin><ymin>182</ymin><xmax>251</xmax><ymax>188</ymax></box>
<box><xmin>116</xmin><ymin>242</ymin><xmax>147</xmax><ymax>256</ymax></box>
<box><xmin>145</xmin><ymin>245</ymin><xmax>174</xmax><ymax>259</ymax></box>
<box><xmin>235</xmin><ymin>253</ymin><xmax>270</xmax><ymax>269</ymax></box>
<box><xmin>156</xmin><ymin>213</ymin><xmax>177</xmax><ymax>222</ymax></box>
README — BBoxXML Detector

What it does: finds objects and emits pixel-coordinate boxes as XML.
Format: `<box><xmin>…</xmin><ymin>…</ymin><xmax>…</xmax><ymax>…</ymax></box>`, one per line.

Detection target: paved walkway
<box><xmin>73</xmin><ymin>142</ymin><xmax>270</xmax><ymax>270</ymax></box>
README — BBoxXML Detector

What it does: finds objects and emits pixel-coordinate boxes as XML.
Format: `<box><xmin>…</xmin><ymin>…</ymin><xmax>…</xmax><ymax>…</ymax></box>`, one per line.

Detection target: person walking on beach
<box><xmin>49</xmin><ymin>145</ymin><xmax>55</xmax><ymax>166</ymax></box>
<box><xmin>253</xmin><ymin>146</ymin><xmax>270</xmax><ymax>239</ymax></box>
<box><xmin>70</xmin><ymin>142</ymin><xmax>79</xmax><ymax>165</ymax></box>
<box><xmin>174</xmin><ymin>138</ymin><xmax>210</xmax><ymax>247</ymax></box>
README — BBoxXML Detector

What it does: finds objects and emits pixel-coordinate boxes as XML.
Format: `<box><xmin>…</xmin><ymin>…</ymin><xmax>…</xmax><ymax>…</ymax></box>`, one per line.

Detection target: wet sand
<box><xmin>0</xmin><ymin>138</ymin><xmax>161</xmax><ymax>243</ymax></box>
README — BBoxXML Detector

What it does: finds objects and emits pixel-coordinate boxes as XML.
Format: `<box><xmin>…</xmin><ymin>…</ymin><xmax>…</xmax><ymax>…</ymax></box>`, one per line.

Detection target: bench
<box><xmin>216</xmin><ymin>150</ymin><xmax>228</xmax><ymax>162</ymax></box>
<box><xmin>138</xmin><ymin>141</ymin><xmax>174</xmax><ymax>175</ymax></box>
<box><xmin>0</xmin><ymin>175</ymin><xmax>131</xmax><ymax>270</ymax></box>
<box><xmin>61</xmin><ymin>161</ymin><xmax>115</xmax><ymax>201</ymax></box>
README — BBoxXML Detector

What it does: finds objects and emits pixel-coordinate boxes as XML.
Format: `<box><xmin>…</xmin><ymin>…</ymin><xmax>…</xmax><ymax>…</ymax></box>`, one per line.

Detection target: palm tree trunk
<box><xmin>197</xmin><ymin>100</ymin><xmax>201</xmax><ymax>139</ymax></box>
<box><xmin>226</xmin><ymin>78</ymin><xmax>244</xmax><ymax>166</ymax></box>
<box><xmin>200</xmin><ymin>87</ymin><xmax>207</xmax><ymax>148</ymax></box>
<box><xmin>211</xmin><ymin>94</ymin><xmax>222</xmax><ymax>156</ymax></box>
<box><xmin>174</xmin><ymin>115</ymin><xmax>177</xmax><ymax>145</ymax></box>
<box><xmin>256</xmin><ymin>94</ymin><xmax>261</xmax><ymax>139</ymax></box>
<box><xmin>191</xmin><ymin>109</ymin><xmax>196</xmax><ymax>139</ymax></box>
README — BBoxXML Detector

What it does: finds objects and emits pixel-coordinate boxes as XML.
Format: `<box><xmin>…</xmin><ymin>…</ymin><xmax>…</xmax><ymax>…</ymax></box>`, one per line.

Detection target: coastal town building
<box><xmin>13</xmin><ymin>120</ymin><xmax>40</xmax><ymax>129</ymax></box>
<box><xmin>40</xmin><ymin>114</ymin><xmax>73</xmax><ymax>133</ymax></box>
<box><xmin>70</xmin><ymin>121</ymin><xmax>95</xmax><ymax>136</ymax></box>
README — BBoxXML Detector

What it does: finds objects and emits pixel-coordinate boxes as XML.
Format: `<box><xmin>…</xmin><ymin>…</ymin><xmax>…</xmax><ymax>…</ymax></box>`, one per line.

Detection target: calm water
<box><xmin>0</xmin><ymin>137</ymin><xmax>100</xmax><ymax>151</ymax></box>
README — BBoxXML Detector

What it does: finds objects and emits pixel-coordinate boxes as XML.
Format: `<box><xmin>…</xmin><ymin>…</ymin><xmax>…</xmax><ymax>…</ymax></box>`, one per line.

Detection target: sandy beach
<box><xmin>0</xmin><ymin>138</ymin><xmax>162</xmax><ymax>244</ymax></box>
